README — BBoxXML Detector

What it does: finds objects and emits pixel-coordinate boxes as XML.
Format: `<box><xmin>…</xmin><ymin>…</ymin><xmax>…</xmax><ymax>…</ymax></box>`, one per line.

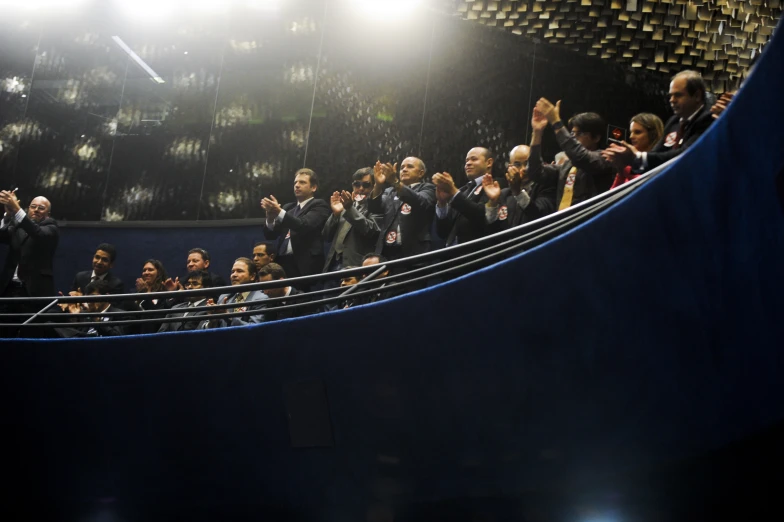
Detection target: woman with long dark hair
<box><xmin>609</xmin><ymin>113</ymin><xmax>664</xmax><ymax>189</ymax></box>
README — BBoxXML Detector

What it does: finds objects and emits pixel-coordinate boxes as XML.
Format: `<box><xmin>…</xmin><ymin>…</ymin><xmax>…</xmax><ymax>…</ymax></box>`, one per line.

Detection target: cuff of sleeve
<box><xmin>435</xmin><ymin>204</ymin><xmax>449</xmax><ymax>219</ymax></box>
<box><xmin>514</xmin><ymin>190</ymin><xmax>531</xmax><ymax>210</ymax></box>
<box><xmin>552</xmin><ymin>121</ymin><xmax>565</xmax><ymax>132</ymax></box>
<box><xmin>14</xmin><ymin>209</ymin><xmax>26</xmax><ymax>222</ymax></box>
<box><xmin>485</xmin><ymin>204</ymin><xmax>499</xmax><ymax>224</ymax></box>
<box><xmin>277</xmin><ymin>208</ymin><xmax>287</xmax><ymax>221</ymax></box>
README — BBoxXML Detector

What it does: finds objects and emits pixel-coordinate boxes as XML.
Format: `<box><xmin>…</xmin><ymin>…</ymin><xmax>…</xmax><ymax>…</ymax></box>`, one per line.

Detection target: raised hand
<box><xmin>481</xmin><ymin>173</ymin><xmax>501</xmax><ymax>205</ymax></box>
<box><xmin>506</xmin><ymin>165</ymin><xmax>523</xmax><ymax>192</ymax></box>
<box><xmin>135</xmin><ymin>277</ymin><xmax>148</xmax><ymax>293</ymax></box>
<box><xmin>373</xmin><ymin>161</ymin><xmax>388</xmax><ymax>186</ymax></box>
<box><xmin>261</xmin><ymin>195</ymin><xmax>282</xmax><ymax>220</ymax></box>
<box><xmin>710</xmin><ymin>92</ymin><xmax>734</xmax><ymax>120</ymax></box>
<box><xmin>536</xmin><ymin>98</ymin><xmax>561</xmax><ymax>125</ymax></box>
<box><xmin>163</xmin><ymin>277</ymin><xmax>180</xmax><ymax>292</ymax></box>
<box><xmin>330</xmin><ymin>191</ymin><xmax>344</xmax><ymax>215</ymax></box>
<box><xmin>339</xmin><ymin>190</ymin><xmax>354</xmax><ymax>207</ymax></box>
<box><xmin>531</xmin><ymin>107</ymin><xmax>549</xmax><ymax>133</ymax></box>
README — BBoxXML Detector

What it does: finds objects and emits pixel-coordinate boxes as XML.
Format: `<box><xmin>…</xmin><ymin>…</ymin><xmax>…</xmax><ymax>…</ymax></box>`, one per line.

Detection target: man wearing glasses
<box><xmin>322</xmin><ymin>167</ymin><xmax>382</xmax><ymax>273</ymax></box>
<box><xmin>527</xmin><ymin>98</ymin><xmax>616</xmax><ymax>211</ymax></box>
<box><xmin>0</xmin><ymin>191</ymin><xmax>59</xmax><ymax>299</ymax></box>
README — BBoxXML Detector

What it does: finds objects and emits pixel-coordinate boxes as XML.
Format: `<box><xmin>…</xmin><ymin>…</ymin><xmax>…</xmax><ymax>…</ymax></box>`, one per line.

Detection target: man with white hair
<box><xmin>0</xmin><ymin>191</ymin><xmax>59</xmax><ymax>298</ymax></box>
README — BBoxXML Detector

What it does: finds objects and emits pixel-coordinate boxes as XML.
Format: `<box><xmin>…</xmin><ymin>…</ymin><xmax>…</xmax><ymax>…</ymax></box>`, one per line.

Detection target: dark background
<box><xmin>0</xmin><ymin>0</ymin><xmax>670</xmax><ymax>224</ymax></box>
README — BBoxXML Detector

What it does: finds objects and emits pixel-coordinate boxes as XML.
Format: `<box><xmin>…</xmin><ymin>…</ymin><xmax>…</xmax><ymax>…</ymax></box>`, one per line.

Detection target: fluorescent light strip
<box><xmin>112</xmin><ymin>36</ymin><xmax>165</xmax><ymax>84</ymax></box>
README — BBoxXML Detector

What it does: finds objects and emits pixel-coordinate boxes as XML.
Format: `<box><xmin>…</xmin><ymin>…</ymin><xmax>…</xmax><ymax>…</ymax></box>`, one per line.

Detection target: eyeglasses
<box><xmin>28</xmin><ymin>204</ymin><xmax>48</xmax><ymax>211</ymax></box>
<box><xmin>352</xmin><ymin>181</ymin><xmax>372</xmax><ymax>189</ymax></box>
<box><xmin>570</xmin><ymin>130</ymin><xmax>588</xmax><ymax>138</ymax></box>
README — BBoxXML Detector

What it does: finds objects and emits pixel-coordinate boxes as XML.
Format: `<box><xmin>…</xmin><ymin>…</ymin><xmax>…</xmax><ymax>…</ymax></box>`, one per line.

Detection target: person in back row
<box><xmin>262</xmin><ymin>168</ymin><xmax>330</xmax><ymax>288</ymax></box>
<box><xmin>186</xmin><ymin>248</ymin><xmax>227</xmax><ymax>288</ymax></box>
<box><xmin>322</xmin><ymin>167</ymin><xmax>381</xmax><ymax>273</ymax></box>
<box><xmin>602</xmin><ymin>70</ymin><xmax>713</xmax><ymax>173</ymax></box>
<box><xmin>369</xmin><ymin>158</ymin><xmax>435</xmax><ymax>260</ymax></box>
<box><xmin>433</xmin><ymin>147</ymin><xmax>497</xmax><ymax>246</ymax></box>
<box><xmin>605</xmin><ymin>113</ymin><xmax>664</xmax><ymax>189</ymax></box>
<box><xmin>528</xmin><ymin>99</ymin><xmax>616</xmax><ymax>211</ymax></box>
<box><xmin>70</xmin><ymin>243</ymin><xmax>124</xmax><ymax>295</ymax></box>
<box><xmin>484</xmin><ymin>144</ymin><xmax>556</xmax><ymax>229</ymax></box>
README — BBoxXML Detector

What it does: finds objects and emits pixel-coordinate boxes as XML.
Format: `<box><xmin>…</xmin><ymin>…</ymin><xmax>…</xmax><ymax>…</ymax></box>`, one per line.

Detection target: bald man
<box><xmin>368</xmin><ymin>157</ymin><xmax>436</xmax><ymax>260</ymax></box>
<box><xmin>0</xmin><ymin>192</ymin><xmax>59</xmax><ymax>298</ymax></box>
<box><xmin>485</xmin><ymin>145</ymin><xmax>556</xmax><ymax>229</ymax></box>
<box><xmin>433</xmin><ymin>147</ymin><xmax>499</xmax><ymax>245</ymax></box>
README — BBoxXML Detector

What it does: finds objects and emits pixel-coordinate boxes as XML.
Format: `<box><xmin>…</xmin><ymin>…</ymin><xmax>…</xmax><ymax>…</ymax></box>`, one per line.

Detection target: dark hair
<box><xmin>234</xmin><ymin>257</ymin><xmax>257</xmax><ymax>278</ymax></box>
<box><xmin>84</xmin><ymin>279</ymin><xmax>111</xmax><ymax>295</ymax></box>
<box><xmin>568</xmin><ymin>112</ymin><xmax>606</xmax><ymax>141</ymax></box>
<box><xmin>352</xmin><ymin>167</ymin><xmax>374</xmax><ymax>183</ymax></box>
<box><xmin>295</xmin><ymin>168</ymin><xmax>318</xmax><ymax>188</ymax></box>
<box><xmin>672</xmin><ymin>70</ymin><xmax>706</xmax><ymax>102</ymax></box>
<box><xmin>342</xmin><ymin>265</ymin><xmax>359</xmax><ymax>271</ymax></box>
<box><xmin>188</xmin><ymin>248</ymin><xmax>210</xmax><ymax>262</ymax></box>
<box><xmin>95</xmin><ymin>243</ymin><xmax>117</xmax><ymax>263</ymax></box>
<box><xmin>361</xmin><ymin>253</ymin><xmax>388</xmax><ymax>264</ymax></box>
<box><xmin>185</xmin><ymin>270</ymin><xmax>213</xmax><ymax>287</ymax></box>
<box><xmin>253</xmin><ymin>241</ymin><xmax>275</xmax><ymax>254</ymax></box>
<box><xmin>258</xmin><ymin>262</ymin><xmax>286</xmax><ymax>280</ymax></box>
<box><xmin>142</xmin><ymin>259</ymin><xmax>168</xmax><ymax>292</ymax></box>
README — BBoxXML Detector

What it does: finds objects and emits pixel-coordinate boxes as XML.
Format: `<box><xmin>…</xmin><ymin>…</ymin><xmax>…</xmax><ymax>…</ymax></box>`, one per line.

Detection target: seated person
<box><xmin>186</xmin><ymin>248</ymin><xmax>227</xmax><ymax>288</ymax></box>
<box><xmin>322</xmin><ymin>266</ymin><xmax>361</xmax><ymax>312</ymax></box>
<box><xmin>355</xmin><ymin>253</ymin><xmax>393</xmax><ymax>305</ymax></box>
<box><xmin>158</xmin><ymin>271</ymin><xmax>214</xmax><ymax>333</ymax></box>
<box><xmin>199</xmin><ymin>257</ymin><xmax>267</xmax><ymax>329</ymax></box>
<box><xmin>257</xmin><ymin>263</ymin><xmax>305</xmax><ymax>321</ymax></box>
<box><xmin>130</xmin><ymin>259</ymin><xmax>172</xmax><ymax>334</ymax></box>
<box><xmin>252</xmin><ymin>241</ymin><xmax>276</xmax><ymax>278</ymax></box>
<box><xmin>54</xmin><ymin>279</ymin><xmax>125</xmax><ymax>338</ymax></box>
<box><xmin>70</xmin><ymin>243</ymin><xmax>124</xmax><ymax>295</ymax></box>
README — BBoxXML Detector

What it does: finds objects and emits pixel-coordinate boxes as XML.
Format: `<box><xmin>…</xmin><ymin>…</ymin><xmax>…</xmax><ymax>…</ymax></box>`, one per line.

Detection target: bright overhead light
<box><xmin>0</xmin><ymin>0</ymin><xmax>87</xmax><ymax>9</ymax></box>
<box><xmin>115</xmin><ymin>0</ymin><xmax>228</xmax><ymax>19</ymax></box>
<box><xmin>350</xmin><ymin>0</ymin><xmax>422</xmax><ymax>19</ymax></box>
<box><xmin>247</xmin><ymin>0</ymin><xmax>280</xmax><ymax>11</ymax></box>
<box><xmin>112</xmin><ymin>36</ymin><xmax>165</xmax><ymax>84</ymax></box>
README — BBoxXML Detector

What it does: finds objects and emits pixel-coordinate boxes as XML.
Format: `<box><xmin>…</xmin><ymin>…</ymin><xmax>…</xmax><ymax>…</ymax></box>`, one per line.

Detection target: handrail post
<box><xmin>23</xmin><ymin>298</ymin><xmax>60</xmax><ymax>325</ymax></box>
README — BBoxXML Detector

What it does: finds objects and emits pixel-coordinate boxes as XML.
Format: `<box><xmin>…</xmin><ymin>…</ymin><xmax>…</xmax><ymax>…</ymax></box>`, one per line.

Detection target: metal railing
<box><xmin>0</xmin><ymin>166</ymin><xmax>657</xmax><ymax>337</ymax></box>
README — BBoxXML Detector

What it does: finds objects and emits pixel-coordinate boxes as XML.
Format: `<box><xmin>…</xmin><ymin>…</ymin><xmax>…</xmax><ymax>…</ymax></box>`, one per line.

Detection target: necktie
<box><xmin>558</xmin><ymin>167</ymin><xmax>578</xmax><ymax>211</ymax></box>
<box><xmin>279</xmin><ymin>204</ymin><xmax>301</xmax><ymax>255</ymax></box>
<box><xmin>234</xmin><ymin>292</ymin><xmax>246</xmax><ymax>313</ymax></box>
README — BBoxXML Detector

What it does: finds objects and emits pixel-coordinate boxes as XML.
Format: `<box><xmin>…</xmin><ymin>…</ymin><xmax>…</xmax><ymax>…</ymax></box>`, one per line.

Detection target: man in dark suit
<box><xmin>368</xmin><ymin>157</ymin><xmax>436</xmax><ymax>260</ymax></box>
<box><xmin>157</xmin><ymin>271</ymin><xmax>214</xmax><ymax>333</ymax></box>
<box><xmin>602</xmin><ymin>70</ymin><xmax>714</xmax><ymax>173</ymax></box>
<box><xmin>485</xmin><ymin>145</ymin><xmax>556</xmax><ymax>230</ymax></box>
<box><xmin>54</xmin><ymin>279</ymin><xmax>126</xmax><ymax>338</ymax></box>
<box><xmin>528</xmin><ymin>99</ymin><xmax>616</xmax><ymax>211</ymax></box>
<box><xmin>322</xmin><ymin>167</ymin><xmax>382</xmax><ymax>272</ymax></box>
<box><xmin>200</xmin><ymin>258</ymin><xmax>268</xmax><ymax>329</ymax></box>
<box><xmin>261</xmin><ymin>168</ymin><xmax>330</xmax><ymax>286</ymax></box>
<box><xmin>433</xmin><ymin>147</ymin><xmax>498</xmax><ymax>246</ymax></box>
<box><xmin>0</xmin><ymin>192</ymin><xmax>59</xmax><ymax>298</ymax></box>
<box><xmin>70</xmin><ymin>243</ymin><xmax>125</xmax><ymax>295</ymax></box>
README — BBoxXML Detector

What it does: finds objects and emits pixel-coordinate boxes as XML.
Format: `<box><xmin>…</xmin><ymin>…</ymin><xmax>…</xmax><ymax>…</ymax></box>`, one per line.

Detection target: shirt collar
<box><xmin>297</xmin><ymin>197</ymin><xmax>314</xmax><ymax>209</ymax></box>
<box><xmin>681</xmin><ymin>104</ymin><xmax>705</xmax><ymax>123</ymax></box>
<box><xmin>90</xmin><ymin>271</ymin><xmax>107</xmax><ymax>280</ymax></box>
